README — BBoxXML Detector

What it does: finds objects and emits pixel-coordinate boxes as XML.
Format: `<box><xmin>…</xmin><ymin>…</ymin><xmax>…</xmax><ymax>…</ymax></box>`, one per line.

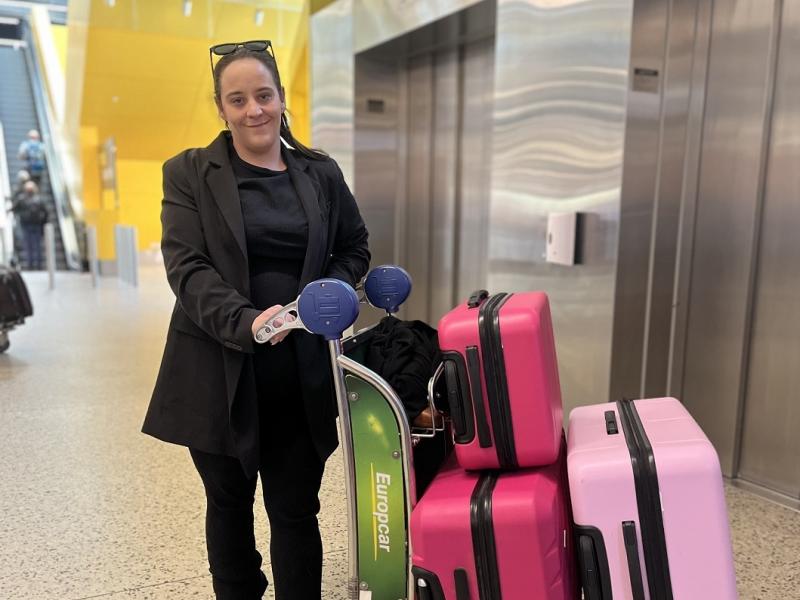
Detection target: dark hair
<box><xmin>212</xmin><ymin>49</ymin><xmax>327</xmax><ymax>161</ymax></box>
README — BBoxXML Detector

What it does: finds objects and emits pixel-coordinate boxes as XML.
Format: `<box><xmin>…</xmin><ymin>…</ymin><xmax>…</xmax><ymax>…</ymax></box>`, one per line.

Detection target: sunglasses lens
<box><xmin>244</xmin><ymin>41</ymin><xmax>268</xmax><ymax>52</ymax></box>
<box><xmin>212</xmin><ymin>43</ymin><xmax>238</xmax><ymax>56</ymax></box>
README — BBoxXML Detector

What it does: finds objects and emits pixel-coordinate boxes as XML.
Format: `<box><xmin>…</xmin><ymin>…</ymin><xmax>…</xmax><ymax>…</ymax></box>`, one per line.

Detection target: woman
<box><xmin>142</xmin><ymin>41</ymin><xmax>370</xmax><ymax>600</ymax></box>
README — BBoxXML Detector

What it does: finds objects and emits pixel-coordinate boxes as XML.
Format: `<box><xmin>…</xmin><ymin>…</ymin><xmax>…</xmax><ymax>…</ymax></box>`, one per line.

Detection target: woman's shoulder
<box><xmin>293</xmin><ymin>149</ymin><xmax>343</xmax><ymax>182</ymax></box>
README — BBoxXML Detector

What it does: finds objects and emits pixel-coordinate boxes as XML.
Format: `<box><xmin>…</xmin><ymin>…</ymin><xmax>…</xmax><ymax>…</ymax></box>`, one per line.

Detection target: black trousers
<box><xmin>190</xmin><ymin>343</ymin><xmax>325</xmax><ymax>600</ymax></box>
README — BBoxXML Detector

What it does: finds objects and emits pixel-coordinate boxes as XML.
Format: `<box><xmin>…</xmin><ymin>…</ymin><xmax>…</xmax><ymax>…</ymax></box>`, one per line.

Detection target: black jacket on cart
<box><xmin>142</xmin><ymin>131</ymin><xmax>370</xmax><ymax>477</ymax></box>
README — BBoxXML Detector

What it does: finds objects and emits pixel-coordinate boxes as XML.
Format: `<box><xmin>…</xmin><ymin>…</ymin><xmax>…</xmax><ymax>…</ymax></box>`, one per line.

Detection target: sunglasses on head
<box><xmin>209</xmin><ymin>40</ymin><xmax>275</xmax><ymax>75</ymax></box>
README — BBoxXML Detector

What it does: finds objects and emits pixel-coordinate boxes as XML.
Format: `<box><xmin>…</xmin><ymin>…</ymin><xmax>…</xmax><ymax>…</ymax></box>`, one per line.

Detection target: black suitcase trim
<box><xmin>465</xmin><ymin>346</ymin><xmax>493</xmax><ymax>448</ymax></box>
<box><xmin>478</xmin><ymin>292</ymin><xmax>517</xmax><ymax>468</ymax></box>
<box><xmin>470</xmin><ymin>472</ymin><xmax>502</xmax><ymax>600</ymax></box>
<box><xmin>442</xmin><ymin>351</ymin><xmax>476</xmax><ymax>445</ymax></box>
<box><xmin>617</xmin><ymin>399</ymin><xmax>674</xmax><ymax>600</ymax></box>
<box><xmin>575</xmin><ymin>525</ymin><xmax>613</xmax><ymax>600</ymax></box>
<box><xmin>411</xmin><ymin>566</ymin><xmax>446</xmax><ymax>600</ymax></box>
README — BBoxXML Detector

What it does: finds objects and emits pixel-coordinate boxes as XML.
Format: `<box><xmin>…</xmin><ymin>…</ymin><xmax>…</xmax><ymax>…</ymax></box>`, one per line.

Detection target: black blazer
<box><xmin>142</xmin><ymin>131</ymin><xmax>370</xmax><ymax>477</ymax></box>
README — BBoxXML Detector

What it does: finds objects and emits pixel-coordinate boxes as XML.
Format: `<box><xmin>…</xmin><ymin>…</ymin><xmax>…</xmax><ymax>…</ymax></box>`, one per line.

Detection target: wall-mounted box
<box><xmin>546</xmin><ymin>212</ymin><xmax>578</xmax><ymax>266</ymax></box>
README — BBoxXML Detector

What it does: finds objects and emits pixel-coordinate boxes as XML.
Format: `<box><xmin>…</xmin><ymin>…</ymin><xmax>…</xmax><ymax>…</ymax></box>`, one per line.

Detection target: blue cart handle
<box><xmin>253</xmin><ymin>278</ymin><xmax>360</xmax><ymax>344</ymax></box>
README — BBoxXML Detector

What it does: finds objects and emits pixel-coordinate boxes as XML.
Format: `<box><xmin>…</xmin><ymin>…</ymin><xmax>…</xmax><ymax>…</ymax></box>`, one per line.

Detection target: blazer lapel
<box><xmin>285</xmin><ymin>151</ymin><xmax>327</xmax><ymax>290</ymax></box>
<box><xmin>203</xmin><ymin>133</ymin><xmax>248</xmax><ymax>263</ymax></box>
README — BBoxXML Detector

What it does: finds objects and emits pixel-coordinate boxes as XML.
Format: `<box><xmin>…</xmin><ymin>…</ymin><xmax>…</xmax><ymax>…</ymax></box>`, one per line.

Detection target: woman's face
<box><xmin>217</xmin><ymin>57</ymin><xmax>284</xmax><ymax>155</ymax></box>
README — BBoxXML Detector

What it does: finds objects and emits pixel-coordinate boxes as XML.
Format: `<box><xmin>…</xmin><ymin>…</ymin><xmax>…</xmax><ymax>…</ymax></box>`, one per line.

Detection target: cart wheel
<box><xmin>0</xmin><ymin>331</ymin><xmax>9</xmax><ymax>354</ymax></box>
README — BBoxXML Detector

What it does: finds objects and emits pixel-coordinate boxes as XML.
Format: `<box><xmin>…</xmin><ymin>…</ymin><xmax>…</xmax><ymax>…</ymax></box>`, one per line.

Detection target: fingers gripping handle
<box><xmin>254</xmin><ymin>301</ymin><xmax>304</xmax><ymax>344</ymax></box>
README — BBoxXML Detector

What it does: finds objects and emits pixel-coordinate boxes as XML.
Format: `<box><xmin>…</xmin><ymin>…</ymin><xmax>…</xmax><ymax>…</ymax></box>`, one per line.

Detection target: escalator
<box><xmin>0</xmin><ymin>13</ymin><xmax>82</xmax><ymax>271</ymax></box>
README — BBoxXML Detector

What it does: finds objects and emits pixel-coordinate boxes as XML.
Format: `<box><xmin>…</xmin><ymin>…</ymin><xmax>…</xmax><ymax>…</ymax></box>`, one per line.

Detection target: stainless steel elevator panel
<box><xmin>354</xmin><ymin>56</ymin><xmax>401</xmax><ymax>281</ymax></box>
<box><xmin>680</xmin><ymin>0</ymin><xmax>776</xmax><ymax>476</ymax></box>
<box><xmin>429</xmin><ymin>49</ymin><xmax>459</xmax><ymax>323</ymax></box>
<box><xmin>611</xmin><ymin>0</ymin><xmax>703</xmax><ymax>401</ymax></box>
<box><xmin>738</xmin><ymin>0</ymin><xmax>800</xmax><ymax>498</ymax></box>
<box><xmin>488</xmin><ymin>0</ymin><xmax>633</xmax><ymax>412</ymax></box>
<box><xmin>456</xmin><ymin>37</ymin><xmax>494</xmax><ymax>302</ymax></box>
<box><xmin>404</xmin><ymin>54</ymin><xmax>435</xmax><ymax>321</ymax></box>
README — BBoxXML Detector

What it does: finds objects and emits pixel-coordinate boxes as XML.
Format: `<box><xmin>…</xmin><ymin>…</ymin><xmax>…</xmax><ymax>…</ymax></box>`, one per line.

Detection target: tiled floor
<box><xmin>0</xmin><ymin>268</ymin><xmax>797</xmax><ymax>599</ymax></box>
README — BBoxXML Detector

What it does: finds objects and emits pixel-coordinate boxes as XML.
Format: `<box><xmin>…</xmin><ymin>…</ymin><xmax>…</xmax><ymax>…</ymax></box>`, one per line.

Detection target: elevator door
<box><xmin>402</xmin><ymin>38</ymin><xmax>495</xmax><ymax>324</ymax></box>
<box><xmin>737</xmin><ymin>0</ymin><xmax>800</xmax><ymax>499</ymax></box>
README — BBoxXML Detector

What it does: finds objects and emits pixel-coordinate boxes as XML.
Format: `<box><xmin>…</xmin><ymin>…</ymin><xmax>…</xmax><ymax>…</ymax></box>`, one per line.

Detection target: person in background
<box><xmin>9</xmin><ymin>181</ymin><xmax>48</xmax><ymax>270</ymax></box>
<box><xmin>17</xmin><ymin>130</ymin><xmax>46</xmax><ymax>185</ymax></box>
<box><xmin>141</xmin><ymin>40</ymin><xmax>370</xmax><ymax>600</ymax></box>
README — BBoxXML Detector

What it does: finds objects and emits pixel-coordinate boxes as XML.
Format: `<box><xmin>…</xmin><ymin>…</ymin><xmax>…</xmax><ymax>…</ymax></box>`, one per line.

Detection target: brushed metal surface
<box><xmin>353</xmin><ymin>54</ymin><xmax>401</xmax><ymax>280</ymax></box>
<box><xmin>311</xmin><ymin>0</ymin><xmax>355</xmax><ymax>184</ymax></box>
<box><xmin>354</xmin><ymin>0</ymin><xmax>484</xmax><ymax>53</ymax></box>
<box><xmin>680</xmin><ymin>0</ymin><xmax>776</xmax><ymax>476</ymax></box>
<box><xmin>429</xmin><ymin>48</ymin><xmax>459</xmax><ymax>323</ymax></box>
<box><xmin>738</xmin><ymin>0</ymin><xmax>800</xmax><ymax>498</ymax></box>
<box><xmin>668</xmin><ymin>0</ymin><xmax>714</xmax><ymax>397</ymax></box>
<box><xmin>488</xmin><ymin>0</ymin><xmax>633</xmax><ymax>412</ymax></box>
<box><xmin>404</xmin><ymin>53</ymin><xmax>435</xmax><ymax>321</ymax></box>
<box><xmin>610</xmin><ymin>0</ymin><xmax>670</xmax><ymax>401</ymax></box>
<box><xmin>641</xmin><ymin>0</ymin><xmax>701</xmax><ymax>399</ymax></box>
<box><xmin>456</xmin><ymin>36</ymin><xmax>494</xmax><ymax>302</ymax></box>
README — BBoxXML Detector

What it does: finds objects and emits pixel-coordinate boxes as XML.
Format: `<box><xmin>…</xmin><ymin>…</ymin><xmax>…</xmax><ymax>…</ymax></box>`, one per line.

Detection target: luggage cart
<box><xmin>253</xmin><ymin>265</ymin><xmax>446</xmax><ymax>600</ymax></box>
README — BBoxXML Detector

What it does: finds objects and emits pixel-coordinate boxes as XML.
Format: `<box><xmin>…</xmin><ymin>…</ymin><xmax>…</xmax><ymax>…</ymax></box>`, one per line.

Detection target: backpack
<box><xmin>22</xmin><ymin>141</ymin><xmax>45</xmax><ymax>172</ymax></box>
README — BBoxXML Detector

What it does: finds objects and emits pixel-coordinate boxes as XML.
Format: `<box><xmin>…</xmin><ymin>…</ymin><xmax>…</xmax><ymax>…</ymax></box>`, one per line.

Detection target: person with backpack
<box><xmin>10</xmin><ymin>181</ymin><xmax>48</xmax><ymax>270</ymax></box>
<box><xmin>17</xmin><ymin>130</ymin><xmax>46</xmax><ymax>185</ymax></box>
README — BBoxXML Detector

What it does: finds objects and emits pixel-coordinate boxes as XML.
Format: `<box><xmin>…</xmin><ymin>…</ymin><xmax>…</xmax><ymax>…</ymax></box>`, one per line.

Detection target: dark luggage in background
<box><xmin>438</xmin><ymin>290</ymin><xmax>564</xmax><ymax>471</ymax></box>
<box><xmin>0</xmin><ymin>265</ymin><xmax>33</xmax><ymax>353</ymax></box>
<box><xmin>411</xmin><ymin>440</ymin><xmax>578</xmax><ymax>600</ymax></box>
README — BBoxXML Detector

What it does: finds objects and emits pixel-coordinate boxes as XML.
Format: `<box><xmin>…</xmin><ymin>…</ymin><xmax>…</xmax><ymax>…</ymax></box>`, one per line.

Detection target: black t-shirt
<box><xmin>230</xmin><ymin>143</ymin><xmax>308</xmax><ymax>391</ymax></box>
<box><xmin>229</xmin><ymin>146</ymin><xmax>308</xmax><ymax>311</ymax></box>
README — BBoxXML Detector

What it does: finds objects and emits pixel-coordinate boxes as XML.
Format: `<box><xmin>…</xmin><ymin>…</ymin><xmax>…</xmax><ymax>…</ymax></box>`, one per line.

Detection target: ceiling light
<box><xmin>254</xmin><ymin>9</ymin><xmax>264</xmax><ymax>26</ymax></box>
<box><xmin>183</xmin><ymin>0</ymin><xmax>192</xmax><ymax>17</ymax></box>
<box><xmin>105</xmin><ymin>0</ymin><xmax>115</xmax><ymax>7</ymax></box>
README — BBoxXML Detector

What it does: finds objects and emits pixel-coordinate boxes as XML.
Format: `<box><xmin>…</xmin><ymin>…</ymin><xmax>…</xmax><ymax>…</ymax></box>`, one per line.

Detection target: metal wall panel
<box><xmin>429</xmin><ymin>49</ymin><xmax>460</xmax><ymax>323</ymax></box>
<box><xmin>680</xmin><ymin>0</ymin><xmax>776</xmax><ymax>476</ymax></box>
<box><xmin>609</xmin><ymin>0</ymin><xmax>670</xmax><ymax>402</ymax></box>
<box><xmin>403</xmin><ymin>54</ymin><xmax>435</xmax><ymax>321</ymax></box>
<box><xmin>456</xmin><ymin>37</ymin><xmax>494</xmax><ymax>302</ymax></box>
<box><xmin>488</xmin><ymin>0</ymin><xmax>633</xmax><ymax>412</ymax></box>
<box><xmin>311</xmin><ymin>0</ymin><xmax>355</xmax><ymax>184</ymax></box>
<box><xmin>353</xmin><ymin>56</ymin><xmax>400</xmax><ymax>277</ymax></box>
<box><xmin>641</xmin><ymin>0</ymin><xmax>701</xmax><ymax>398</ymax></box>
<box><xmin>738</xmin><ymin>0</ymin><xmax>800</xmax><ymax>498</ymax></box>
<box><xmin>354</xmin><ymin>0</ymin><xmax>484</xmax><ymax>53</ymax></box>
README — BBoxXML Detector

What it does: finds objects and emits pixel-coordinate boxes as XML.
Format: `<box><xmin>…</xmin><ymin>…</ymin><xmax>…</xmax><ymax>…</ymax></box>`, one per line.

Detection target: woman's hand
<box><xmin>251</xmin><ymin>304</ymin><xmax>296</xmax><ymax>345</ymax></box>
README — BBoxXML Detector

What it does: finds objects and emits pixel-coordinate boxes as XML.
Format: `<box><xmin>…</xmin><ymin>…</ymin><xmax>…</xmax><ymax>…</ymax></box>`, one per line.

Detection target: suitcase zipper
<box><xmin>616</xmin><ymin>399</ymin><xmax>674</xmax><ymax>600</ymax></box>
<box><xmin>470</xmin><ymin>473</ymin><xmax>502</xmax><ymax>600</ymax></box>
<box><xmin>478</xmin><ymin>293</ymin><xmax>517</xmax><ymax>468</ymax></box>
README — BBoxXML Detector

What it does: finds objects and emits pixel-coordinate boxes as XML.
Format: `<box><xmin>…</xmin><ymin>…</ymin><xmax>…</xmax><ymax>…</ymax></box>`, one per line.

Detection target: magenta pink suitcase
<box><xmin>567</xmin><ymin>397</ymin><xmax>738</xmax><ymax>600</ymax></box>
<box><xmin>437</xmin><ymin>290</ymin><xmax>563</xmax><ymax>471</ymax></box>
<box><xmin>410</xmin><ymin>444</ymin><xmax>577</xmax><ymax>599</ymax></box>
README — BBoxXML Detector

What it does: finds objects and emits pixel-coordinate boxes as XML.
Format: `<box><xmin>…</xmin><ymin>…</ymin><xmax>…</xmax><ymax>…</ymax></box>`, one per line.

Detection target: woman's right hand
<box><xmin>251</xmin><ymin>304</ymin><xmax>296</xmax><ymax>345</ymax></box>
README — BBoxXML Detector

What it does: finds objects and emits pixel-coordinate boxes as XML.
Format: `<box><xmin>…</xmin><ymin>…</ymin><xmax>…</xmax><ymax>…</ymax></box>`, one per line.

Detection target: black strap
<box><xmin>466</xmin><ymin>346</ymin><xmax>492</xmax><ymax>448</ymax></box>
<box><xmin>623</xmin><ymin>521</ymin><xmax>646</xmax><ymax>600</ymax></box>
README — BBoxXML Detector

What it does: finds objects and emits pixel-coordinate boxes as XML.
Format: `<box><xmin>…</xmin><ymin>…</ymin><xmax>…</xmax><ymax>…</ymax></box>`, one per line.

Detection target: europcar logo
<box><xmin>370</xmin><ymin>463</ymin><xmax>392</xmax><ymax>559</ymax></box>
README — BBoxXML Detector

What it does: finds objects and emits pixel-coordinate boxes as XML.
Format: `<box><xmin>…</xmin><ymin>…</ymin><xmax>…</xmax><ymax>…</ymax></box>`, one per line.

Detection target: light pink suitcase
<box><xmin>567</xmin><ymin>397</ymin><xmax>738</xmax><ymax>600</ymax></box>
<box><xmin>438</xmin><ymin>290</ymin><xmax>563</xmax><ymax>471</ymax></box>
<box><xmin>410</xmin><ymin>444</ymin><xmax>577</xmax><ymax>600</ymax></box>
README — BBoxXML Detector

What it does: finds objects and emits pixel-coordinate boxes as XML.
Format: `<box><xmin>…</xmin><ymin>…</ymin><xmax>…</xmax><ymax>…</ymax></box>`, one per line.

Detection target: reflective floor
<box><xmin>0</xmin><ymin>268</ymin><xmax>797</xmax><ymax>599</ymax></box>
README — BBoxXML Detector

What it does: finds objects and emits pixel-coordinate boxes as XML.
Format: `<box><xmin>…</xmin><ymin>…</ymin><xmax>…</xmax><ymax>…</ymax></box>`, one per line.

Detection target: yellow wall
<box><xmin>51</xmin><ymin>24</ymin><xmax>68</xmax><ymax>73</ymax></box>
<box><xmin>72</xmin><ymin>0</ymin><xmax>311</xmax><ymax>260</ymax></box>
